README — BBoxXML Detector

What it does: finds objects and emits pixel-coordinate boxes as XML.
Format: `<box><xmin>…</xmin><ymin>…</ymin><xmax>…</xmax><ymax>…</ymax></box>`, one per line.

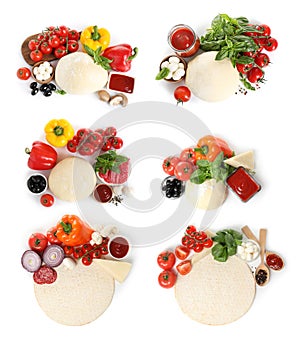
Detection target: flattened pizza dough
<box><xmin>175</xmin><ymin>254</ymin><xmax>256</xmax><ymax>325</ymax></box>
<box><xmin>34</xmin><ymin>261</ymin><xmax>115</xmax><ymax>326</ymax></box>
<box><xmin>48</xmin><ymin>157</ymin><xmax>96</xmax><ymax>202</ymax></box>
<box><xmin>185</xmin><ymin>51</ymin><xmax>240</xmax><ymax>102</ymax></box>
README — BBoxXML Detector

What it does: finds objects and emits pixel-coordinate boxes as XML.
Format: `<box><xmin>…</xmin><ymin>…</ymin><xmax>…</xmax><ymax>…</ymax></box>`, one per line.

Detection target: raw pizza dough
<box><xmin>185</xmin><ymin>51</ymin><xmax>240</xmax><ymax>102</ymax></box>
<box><xmin>48</xmin><ymin>157</ymin><xmax>96</xmax><ymax>202</ymax></box>
<box><xmin>55</xmin><ymin>52</ymin><xmax>108</xmax><ymax>94</ymax></box>
<box><xmin>175</xmin><ymin>254</ymin><xmax>256</xmax><ymax>325</ymax></box>
<box><xmin>34</xmin><ymin>261</ymin><xmax>115</xmax><ymax>326</ymax></box>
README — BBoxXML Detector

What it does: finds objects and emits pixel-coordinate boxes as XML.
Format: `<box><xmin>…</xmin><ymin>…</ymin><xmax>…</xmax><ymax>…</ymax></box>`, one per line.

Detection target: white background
<box><xmin>1</xmin><ymin>0</ymin><xmax>299</xmax><ymax>343</ymax></box>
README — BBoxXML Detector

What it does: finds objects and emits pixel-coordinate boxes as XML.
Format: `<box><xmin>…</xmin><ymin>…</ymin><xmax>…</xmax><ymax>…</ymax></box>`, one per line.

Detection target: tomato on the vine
<box><xmin>236</xmin><ymin>63</ymin><xmax>253</xmax><ymax>74</ymax></box>
<box><xmin>247</xmin><ymin>67</ymin><xmax>264</xmax><ymax>84</ymax></box>
<box><xmin>17</xmin><ymin>67</ymin><xmax>31</xmax><ymax>80</ymax></box>
<box><xmin>28</xmin><ymin>39</ymin><xmax>40</xmax><ymax>51</ymax></box>
<box><xmin>30</xmin><ymin>49</ymin><xmax>43</xmax><ymax>62</ymax></box>
<box><xmin>254</xmin><ymin>53</ymin><xmax>270</xmax><ymax>68</ymax></box>
<box><xmin>157</xmin><ymin>251</ymin><xmax>176</xmax><ymax>270</ymax></box>
<box><xmin>54</xmin><ymin>45</ymin><xmax>67</xmax><ymax>59</ymax></box>
<box><xmin>64</xmin><ymin>246</ymin><xmax>74</xmax><ymax>256</ymax></box>
<box><xmin>40</xmin><ymin>41</ymin><xmax>52</xmax><ymax>55</ymax></box>
<box><xmin>180</xmin><ymin>148</ymin><xmax>196</xmax><ymax>165</ymax></box>
<box><xmin>82</xmin><ymin>254</ymin><xmax>93</xmax><ymax>266</ymax></box>
<box><xmin>257</xmin><ymin>24</ymin><xmax>271</xmax><ymax>36</ymax></box>
<box><xmin>48</xmin><ymin>35</ymin><xmax>60</xmax><ymax>48</ymax></box>
<box><xmin>158</xmin><ymin>270</ymin><xmax>177</xmax><ymax>288</ymax></box>
<box><xmin>67</xmin><ymin>40</ymin><xmax>79</xmax><ymax>53</ymax></box>
<box><xmin>264</xmin><ymin>37</ymin><xmax>278</xmax><ymax>52</ymax></box>
<box><xmin>110</xmin><ymin>137</ymin><xmax>123</xmax><ymax>149</ymax></box>
<box><xmin>68</xmin><ymin>29</ymin><xmax>80</xmax><ymax>41</ymax></box>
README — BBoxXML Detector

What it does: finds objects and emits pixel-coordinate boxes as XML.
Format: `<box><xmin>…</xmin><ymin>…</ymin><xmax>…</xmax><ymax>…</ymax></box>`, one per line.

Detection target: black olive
<box><xmin>48</xmin><ymin>83</ymin><xmax>56</xmax><ymax>91</ymax></box>
<box><xmin>30</xmin><ymin>82</ymin><xmax>38</xmax><ymax>89</ymax></box>
<box><xmin>31</xmin><ymin>88</ymin><xmax>39</xmax><ymax>96</ymax></box>
<box><xmin>43</xmin><ymin>90</ymin><xmax>52</xmax><ymax>97</ymax></box>
<box><xmin>27</xmin><ymin>175</ymin><xmax>47</xmax><ymax>194</ymax></box>
<box><xmin>40</xmin><ymin>84</ymin><xmax>50</xmax><ymax>92</ymax></box>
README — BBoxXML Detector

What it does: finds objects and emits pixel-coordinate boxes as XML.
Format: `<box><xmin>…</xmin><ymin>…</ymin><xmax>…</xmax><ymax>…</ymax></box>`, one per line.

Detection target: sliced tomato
<box><xmin>176</xmin><ymin>260</ymin><xmax>192</xmax><ymax>275</ymax></box>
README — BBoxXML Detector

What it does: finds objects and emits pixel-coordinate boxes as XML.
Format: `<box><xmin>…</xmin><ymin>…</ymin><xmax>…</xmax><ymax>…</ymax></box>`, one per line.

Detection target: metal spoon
<box><xmin>254</xmin><ymin>228</ymin><xmax>270</xmax><ymax>287</ymax></box>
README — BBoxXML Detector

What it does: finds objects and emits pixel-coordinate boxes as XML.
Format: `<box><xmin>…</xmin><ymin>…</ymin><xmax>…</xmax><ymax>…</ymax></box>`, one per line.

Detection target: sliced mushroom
<box><xmin>98</xmin><ymin>89</ymin><xmax>111</xmax><ymax>102</ymax></box>
<box><xmin>109</xmin><ymin>93</ymin><xmax>128</xmax><ymax>107</ymax></box>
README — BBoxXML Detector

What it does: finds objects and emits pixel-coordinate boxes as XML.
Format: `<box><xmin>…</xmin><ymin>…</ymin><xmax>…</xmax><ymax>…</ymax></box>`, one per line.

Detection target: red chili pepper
<box><xmin>25</xmin><ymin>141</ymin><xmax>57</xmax><ymax>170</ymax></box>
<box><xmin>102</xmin><ymin>44</ymin><xmax>138</xmax><ymax>72</ymax></box>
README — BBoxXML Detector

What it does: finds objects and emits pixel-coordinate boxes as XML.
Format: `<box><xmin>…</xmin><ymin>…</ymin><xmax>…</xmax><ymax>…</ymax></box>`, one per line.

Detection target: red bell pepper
<box><xmin>25</xmin><ymin>141</ymin><xmax>57</xmax><ymax>170</ymax></box>
<box><xmin>102</xmin><ymin>44</ymin><xmax>138</xmax><ymax>72</ymax></box>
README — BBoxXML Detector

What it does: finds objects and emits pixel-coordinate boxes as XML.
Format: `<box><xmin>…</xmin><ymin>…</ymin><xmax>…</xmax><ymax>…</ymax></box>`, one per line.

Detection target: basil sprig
<box><xmin>189</xmin><ymin>152</ymin><xmax>235</xmax><ymax>185</ymax></box>
<box><xmin>212</xmin><ymin>229</ymin><xmax>243</xmax><ymax>262</ymax></box>
<box><xmin>94</xmin><ymin>150</ymin><xmax>128</xmax><ymax>175</ymax></box>
<box><xmin>200</xmin><ymin>14</ymin><xmax>262</xmax><ymax>67</ymax></box>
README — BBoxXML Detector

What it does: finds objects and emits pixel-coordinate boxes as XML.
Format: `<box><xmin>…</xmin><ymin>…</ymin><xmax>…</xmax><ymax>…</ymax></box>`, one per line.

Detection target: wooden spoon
<box><xmin>255</xmin><ymin>228</ymin><xmax>270</xmax><ymax>286</ymax></box>
<box><xmin>242</xmin><ymin>225</ymin><xmax>284</xmax><ymax>271</ymax></box>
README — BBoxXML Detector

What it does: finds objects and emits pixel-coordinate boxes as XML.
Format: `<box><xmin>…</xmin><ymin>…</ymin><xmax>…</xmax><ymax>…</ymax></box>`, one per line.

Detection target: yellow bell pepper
<box><xmin>44</xmin><ymin>119</ymin><xmax>74</xmax><ymax>147</ymax></box>
<box><xmin>80</xmin><ymin>25</ymin><xmax>110</xmax><ymax>52</ymax></box>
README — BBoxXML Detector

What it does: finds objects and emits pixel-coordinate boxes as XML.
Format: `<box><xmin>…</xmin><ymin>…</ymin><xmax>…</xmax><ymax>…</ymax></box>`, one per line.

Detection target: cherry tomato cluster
<box><xmin>28</xmin><ymin>25</ymin><xmax>80</xmax><ymax>62</ymax></box>
<box><xmin>162</xmin><ymin>147</ymin><xmax>197</xmax><ymax>181</ymax></box>
<box><xmin>157</xmin><ymin>225</ymin><xmax>213</xmax><ymax>289</ymax></box>
<box><xmin>63</xmin><ymin>237</ymin><xmax>110</xmax><ymax>266</ymax></box>
<box><xmin>238</xmin><ymin>24</ymin><xmax>278</xmax><ymax>86</ymax></box>
<box><xmin>67</xmin><ymin>126</ymin><xmax>123</xmax><ymax>156</ymax></box>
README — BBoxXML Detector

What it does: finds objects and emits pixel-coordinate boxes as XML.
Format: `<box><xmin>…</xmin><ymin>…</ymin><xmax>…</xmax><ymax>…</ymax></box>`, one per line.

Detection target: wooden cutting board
<box><xmin>175</xmin><ymin>253</ymin><xmax>256</xmax><ymax>325</ymax></box>
<box><xmin>34</xmin><ymin>260</ymin><xmax>115</xmax><ymax>326</ymax></box>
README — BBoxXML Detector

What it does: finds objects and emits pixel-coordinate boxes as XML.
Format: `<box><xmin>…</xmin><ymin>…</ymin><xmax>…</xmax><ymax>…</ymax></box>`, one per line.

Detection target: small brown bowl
<box><xmin>32</xmin><ymin>61</ymin><xmax>55</xmax><ymax>84</ymax></box>
<box><xmin>157</xmin><ymin>55</ymin><xmax>187</xmax><ymax>83</ymax></box>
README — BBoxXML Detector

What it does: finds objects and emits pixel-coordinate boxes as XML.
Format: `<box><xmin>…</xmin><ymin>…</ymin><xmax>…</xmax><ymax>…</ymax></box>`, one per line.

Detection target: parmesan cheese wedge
<box><xmin>95</xmin><ymin>259</ymin><xmax>132</xmax><ymax>283</ymax></box>
<box><xmin>224</xmin><ymin>151</ymin><xmax>255</xmax><ymax>170</ymax></box>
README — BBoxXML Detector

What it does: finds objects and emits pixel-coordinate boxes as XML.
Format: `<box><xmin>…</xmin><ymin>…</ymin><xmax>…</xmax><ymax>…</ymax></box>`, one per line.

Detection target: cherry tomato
<box><xmin>111</xmin><ymin>137</ymin><xmax>123</xmax><ymax>149</ymax></box>
<box><xmin>181</xmin><ymin>235</ymin><xmax>190</xmax><ymax>246</ymax></box>
<box><xmin>174</xmin><ymin>86</ymin><xmax>191</xmax><ymax>104</ymax></box>
<box><xmin>92</xmin><ymin>248</ymin><xmax>102</xmax><ymax>259</ymax></box>
<box><xmin>64</xmin><ymin>245</ymin><xmax>74</xmax><ymax>256</ymax></box>
<box><xmin>82</xmin><ymin>243</ymin><xmax>93</xmax><ymax>254</ymax></box>
<box><xmin>40</xmin><ymin>193</ymin><xmax>54</xmax><ymax>207</ymax></box>
<box><xmin>174</xmin><ymin>161</ymin><xmax>194</xmax><ymax>181</ymax></box>
<box><xmin>247</xmin><ymin>67</ymin><xmax>264</xmax><ymax>84</ymax></box>
<box><xmin>87</xmin><ymin>132</ymin><xmax>104</xmax><ymax>149</ymax></box>
<box><xmin>193</xmin><ymin>242</ymin><xmax>204</xmax><ymax>253</ymax></box>
<box><xmin>78</xmin><ymin>142</ymin><xmax>95</xmax><ymax>156</ymax></box>
<box><xmin>54</xmin><ymin>45</ymin><xmax>67</xmax><ymax>59</ymax></box>
<box><xmin>180</xmin><ymin>148</ymin><xmax>196</xmax><ymax>165</ymax></box>
<box><xmin>264</xmin><ymin>37</ymin><xmax>278</xmax><ymax>52</ymax></box>
<box><xmin>48</xmin><ymin>35</ymin><xmax>60</xmax><ymax>48</ymax></box>
<box><xmin>17</xmin><ymin>67</ymin><xmax>31</xmax><ymax>80</ymax></box>
<box><xmin>176</xmin><ymin>260</ymin><xmax>192</xmax><ymax>275</ymax></box>
<box><xmin>203</xmin><ymin>238</ymin><xmax>213</xmax><ymax>248</ymax></box>
<box><xmin>236</xmin><ymin>63</ymin><xmax>253</xmax><ymax>74</ymax></box>
<box><xmin>104</xmin><ymin>127</ymin><xmax>117</xmax><ymax>137</ymax></box>
<box><xmin>82</xmin><ymin>254</ymin><xmax>93</xmax><ymax>266</ymax></box>
<box><xmin>175</xmin><ymin>245</ymin><xmax>190</xmax><ymax>260</ymax></box>
<box><xmin>257</xmin><ymin>24</ymin><xmax>271</xmax><ymax>36</ymax></box>
<box><xmin>101</xmin><ymin>140</ymin><xmax>112</xmax><ymax>152</ymax></box>
<box><xmin>185</xmin><ymin>225</ymin><xmax>197</xmax><ymax>235</ymax></box>
<box><xmin>28</xmin><ymin>39</ymin><xmax>40</xmax><ymax>51</ymax></box>
<box><xmin>76</xmin><ymin>128</ymin><xmax>92</xmax><ymax>142</ymax></box>
<box><xmin>158</xmin><ymin>270</ymin><xmax>177</xmax><ymax>288</ymax></box>
<box><xmin>162</xmin><ymin>156</ymin><xmax>180</xmax><ymax>176</ymax></box>
<box><xmin>195</xmin><ymin>231</ymin><xmax>207</xmax><ymax>241</ymax></box>
<box><xmin>30</xmin><ymin>49</ymin><xmax>43</xmax><ymax>62</ymax></box>
<box><xmin>28</xmin><ymin>233</ymin><xmax>48</xmax><ymax>253</ymax></box>
<box><xmin>67</xmin><ymin>40</ymin><xmax>79</xmax><ymax>53</ymax></box>
<box><xmin>67</xmin><ymin>139</ymin><xmax>78</xmax><ymax>153</ymax></box>
<box><xmin>58</xmin><ymin>25</ymin><xmax>69</xmax><ymax>37</ymax></box>
<box><xmin>46</xmin><ymin>227</ymin><xmax>62</xmax><ymax>245</ymax></box>
<box><xmin>68</xmin><ymin>29</ymin><xmax>80</xmax><ymax>41</ymax></box>
<box><xmin>100</xmin><ymin>244</ymin><xmax>109</xmax><ymax>255</ymax></box>
<box><xmin>186</xmin><ymin>238</ymin><xmax>196</xmax><ymax>249</ymax></box>
<box><xmin>40</xmin><ymin>42</ymin><xmax>52</xmax><ymax>55</ymax></box>
<box><xmin>157</xmin><ymin>251</ymin><xmax>176</xmax><ymax>270</ymax></box>
<box><xmin>254</xmin><ymin>53</ymin><xmax>270</xmax><ymax>68</ymax></box>
<box><xmin>58</xmin><ymin>36</ymin><xmax>67</xmax><ymax>46</ymax></box>
<box><xmin>73</xmin><ymin>247</ymin><xmax>83</xmax><ymax>259</ymax></box>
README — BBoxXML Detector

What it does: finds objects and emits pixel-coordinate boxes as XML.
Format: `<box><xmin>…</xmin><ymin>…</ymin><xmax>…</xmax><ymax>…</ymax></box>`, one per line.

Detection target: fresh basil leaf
<box><xmin>213</xmin><ymin>232</ymin><xmax>226</xmax><ymax>244</ymax></box>
<box><xmin>115</xmin><ymin>155</ymin><xmax>128</xmax><ymax>163</ymax></box>
<box><xmin>110</xmin><ymin>165</ymin><xmax>121</xmax><ymax>174</ymax></box>
<box><xmin>196</xmin><ymin>159</ymin><xmax>210</xmax><ymax>168</ymax></box>
<box><xmin>190</xmin><ymin>169</ymin><xmax>209</xmax><ymax>184</ymax></box>
<box><xmin>216</xmin><ymin>47</ymin><xmax>229</xmax><ymax>60</ymax></box>
<box><xmin>227</xmin><ymin>244</ymin><xmax>237</xmax><ymax>256</ymax></box>
<box><xmin>225</xmin><ymin>233</ymin><xmax>234</xmax><ymax>247</ymax></box>
<box><xmin>236</xmin><ymin>55</ymin><xmax>254</xmax><ymax>64</ymax></box>
<box><xmin>212</xmin><ymin>244</ymin><xmax>228</xmax><ymax>262</ymax></box>
<box><xmin>155</xmin><ymin>67</ymin><xmax>170</xmax><ymax>80</ymax></box>
<box><xmin>227</xmin><ymin>229</ymin><xmax>243</xmax><ymax>240</ymax></box>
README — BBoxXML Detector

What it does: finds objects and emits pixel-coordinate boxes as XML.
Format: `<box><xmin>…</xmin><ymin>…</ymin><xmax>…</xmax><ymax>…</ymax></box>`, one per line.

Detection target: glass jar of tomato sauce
<box><xmin>168</xmin><ymin>24</ymin><xmax>200</xmax><ymax>57</ymax></box>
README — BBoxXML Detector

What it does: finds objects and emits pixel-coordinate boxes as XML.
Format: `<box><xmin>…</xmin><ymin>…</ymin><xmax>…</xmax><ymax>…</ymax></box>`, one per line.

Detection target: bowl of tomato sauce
<box><xmin>168</xmin><ymin>24</ymin><xmax>200</xmax><ymax>57</ymax></box>
<box><xmin>108</xmin><ymin>235</ymin><xmax>131</xmax><ymax>260</ymax></box>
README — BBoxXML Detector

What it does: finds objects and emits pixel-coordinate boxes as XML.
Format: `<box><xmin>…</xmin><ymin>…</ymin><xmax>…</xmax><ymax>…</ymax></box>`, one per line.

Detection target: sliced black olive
<box><xmin>48</xmin><ymin>83</ymin><xmax>56</xmax><ymax>91</ymax></box>
<box><xmin>43</xmin><ymin>90</ymin><xmax>52</xmax><ymax>97</ymax></box>
<box><xmin>30</xmin><ymin>82</ymin><xmax>38</xmax><ymax>89</ymax></box>
<box><xmin>31</xmin><ymin>88</ymin><xmax>39</xmax><ymax>96</ymax></box>
<box><xmin>40</xmin><ymin>84</ymin><xmax>50</xmax><ymax>92</ymax></box>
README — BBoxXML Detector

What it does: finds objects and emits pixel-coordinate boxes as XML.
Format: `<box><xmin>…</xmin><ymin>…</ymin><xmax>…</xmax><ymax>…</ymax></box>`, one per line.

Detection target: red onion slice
<box><xmin>21</xmin><ymin>250</ymin><xmax>42</xmax><ymax>272</ymax></box>
<box><xmin>42</xmin><ymin>244</ymin><xmax>64</xmax><ymax>267</ymax></box>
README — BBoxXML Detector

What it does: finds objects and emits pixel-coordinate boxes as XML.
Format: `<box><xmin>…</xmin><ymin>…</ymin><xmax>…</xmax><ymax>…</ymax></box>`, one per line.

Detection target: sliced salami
<box><xmin>104</xmin><ymin>160</ymin><xmax>130</xmax><ymax>184</ymax></box>
<box><xmin>33</xmin><ymin>265</ymin><xmax>57</xmax><ymax>285</ymax></box>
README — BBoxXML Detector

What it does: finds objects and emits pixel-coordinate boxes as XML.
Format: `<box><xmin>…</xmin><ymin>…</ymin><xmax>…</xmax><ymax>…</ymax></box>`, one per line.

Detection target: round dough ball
<box><xmin>185</xmin><ymin>178</ymin><xmax>227</xmax><ymax>210</ymax></box>
<box><xmin>55</xmin><ymin>52</ymin><xmax>108</xmax><ymax>94</ymax></box>
<box><xmin>49</xmin><ymin>157</ymin><xmax>96</xmax><ymax>201</ymax></box>
<box><xmin>185</xmin><ymin>51</ymin><xmax>240</xmax><ymax>102</ymax></box>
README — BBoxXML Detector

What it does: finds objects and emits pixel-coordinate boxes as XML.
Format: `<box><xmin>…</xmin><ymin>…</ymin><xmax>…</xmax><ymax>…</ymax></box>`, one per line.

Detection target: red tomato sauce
<box><xmin>226</xmin><ymin>167</ymin><xmax>261</xmax><ymax>202</ymax></box>
<box><xmin>266</xmin><ymin>253</ymin><xmax>284</xmax><ymax>270</ymax></box>
<box><xmin>170</xmin><ymin>27</ymin><xmax>195</xmax><ymax>50</ymax></box>
<box><xmin>94</xmin><ymin>184</ymin><xmax>113</xmax><ymax>203</ymax></box>
<box><xmin>109</xmin><ymin>74</ymin><xmax>135</xmax><ymax>94</ymax></box>
<box><xmin>109</xmin><ymin>236</ymin><xmax>129</xmax><ymax>259</ymax></box>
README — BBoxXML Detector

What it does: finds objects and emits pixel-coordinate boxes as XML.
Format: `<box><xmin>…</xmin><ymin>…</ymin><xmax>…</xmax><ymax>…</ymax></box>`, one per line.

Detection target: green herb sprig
<box><xmin>212</xmin><ymin>229</ymin><xmax>243</xmax><ymax>262</ymax></box>
<box><xmin>94</xmin><ymin>150</ymin><xmax>128</xmax><ymax>175</ymax></box>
